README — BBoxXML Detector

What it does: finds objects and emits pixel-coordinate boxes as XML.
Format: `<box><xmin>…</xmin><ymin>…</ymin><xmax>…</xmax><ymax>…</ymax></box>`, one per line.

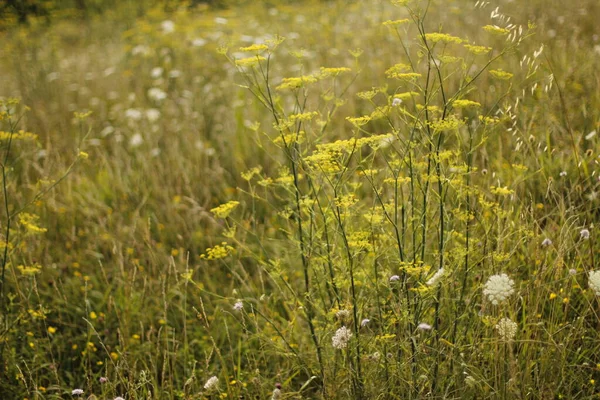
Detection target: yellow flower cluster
<box><xmin>18</xmin><ymin>213</ymin><xmax>47</xmax><ymax>233</ymax></box>
<box><xmin>276</xmin><ymin>75</ymin><xmax>318</xmax><ymax>91</ymax></box>
<box><xmin>489</xmin><ymin>69</ymin><xmax>514</xmax><ymax>80</ymax></box>
<box><xmin>382</xmin><ymin>19</ymin><xmax>410</xmax><ymax>26</ymax></box>
<box><xmin>428</xmin><ymin>116</ymin><xmax>465</xmax><ymax>132</ymax></box>
<box><xmin>200</xmin><ymin>242</ymin><xmax>235</xmax><ymax>260</ymax></box>
<box><xmin>0</xmin><ymin>130</ymin><xmax>38</xmax><ymax>141</ymax></box>
<box><xmin>483</xmin><ymin>25</ymin><xmax>510</xmax><ymax>35</ymax></box>
<box><xmin>210</xmin><ymin>201</ymin><xmax>240</xmax><ymax>218</ymax></box>
<box><xmin>424</xmin><ymin>33</ymin><xmax>463</xmax><ymax>44</ymax></box>
<box><xmin>319</xmin><ymin>67</ymin><xmax>351</xmax><ymax>78</ymax></box>
<box><xmin>464</xmin><ymin>44</ymin><xmax>492</xmax><ymax>55</ymax></box>
<box><xmin>453</xmin><ymin>99</ymin><xmax>481</xmax><ymax>108</ymax></box>
<box><xmin>235</xmin><ymin>56</ymin><xmax>266</xmax><ymax>67</ymax></box>
<box><xmin>239</xmin><ymin>44</ymin><xmax>268</xmax><ymax>52</ymax></box>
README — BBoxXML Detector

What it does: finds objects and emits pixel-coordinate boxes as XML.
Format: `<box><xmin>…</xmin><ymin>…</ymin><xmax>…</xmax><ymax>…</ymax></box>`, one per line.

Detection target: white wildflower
<box><xmin>426</xmin><ymin>268</ymin><xmax>445</xmax><ymax>286</ymax></box>
<box><xmin>569</xmin><ymin>269</ymin><xmax>577</xmax><ymax>276</ymax></box>
<box><xmin>145</xmin><ymin>108</ymin><xmax>161</xmax><ymax>123</ymax></box>
<box><xmin>148</xmin><ymin>87</ymin><xmax>167</xmax><ymax>102</ymax></box>
<box><xmin>271</xmin><ymin>388</ymin><xmax>282</xmax><ymax>400</ymax></box>
<box><xmin>335</xmin><ymin>309</ymin><xmax>350</xmax><ymax>320</ymax></box>
<box><xmin>392</xmin><ymin>98</ymin><xmax>403</xmax><ymax>107</ymax></box>
<box><xmin>580</xmin><ymin>229</ymin><xmax>590</xmax><ymax>240</ymax></box>
<box><xmin>204</xmin><ymin>376</ymin><xmax>219</xmax><ymax>391</ymax></box>
<box><xmin>541</xmin><ymin>238</ymin><xmax>552</xmax><ymax>247</ymax></box>
<box><xmin>233</xmin><ymin>301</ymin><xmax>243</xmax><ymax>311</ymax></box>
<box><xmin>389</xmin><ymin>274</ymin><xmax>400</xmax><ymax>283</ymax></box>
<box><xmin>417</xmin><ymin>322</ymin><xmax>432</xmax><ymax>331</ymax></box>
<box><xmin>129</xmin><ymin>133</ymin><xmax>143</xmax><ymax>148</ymax></box>
<box><xmin>495</xmin><ymin>317</ymin><xmax>517</xmax><ymax>341</ymax></box>
<box><xmin>161</xmin><ymin>20</ymin><xmax>175</xmax><ymax>34</ymax></box>
<box><xmin>361</xmin><ymin>318</ymin><xmax>370</xmax><ymax>327</ymax></box>
<box><xmin>151</xmin><ymin>67</ymin><xmax>164</xmax><ymax>79</ymax></box>
<box><xmin>559</xmin><ymin>171</ymin><xmax>567</xmax><ymax>177</ymax></box>
<box><xmin>125</xmin><ymin>108</ymin><xmax>142</xmax><ymax>121</ymax></box>
<box><xmin>483</xmin><ymin>273</ymin><xmax>515</xmax><ymax>305</ymax></box>
<box><xmin>332</xmin><ymin>326</ymin><xmax>352</xmax><ymax>349</ymax></box>
<box><xmin>72</xmin><ymin>389</ymin><xmax>84</xmax><ymax>396</ymax></box>
<box><xmin>589</xmin><ymin>270</ymin><xmax>600</xmax><ymax>295</ymax></box>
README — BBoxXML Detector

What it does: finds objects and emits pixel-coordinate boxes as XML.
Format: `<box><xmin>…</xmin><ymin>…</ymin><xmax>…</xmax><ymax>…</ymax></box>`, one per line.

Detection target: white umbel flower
<box><xmin>204</xmin><ymin>376</ymin><xmax>219</xmax><ymax>391</ymax></box>
<box><xmin>332</xmin><ymin>326</ymin><xmax>352</xmax><ymax>349</ymax></box>
<box><xmin>426</xmin><ymin>268</ymin><xmax>445</xmax><ymax>286</ymax></box>
<box><xmin>589</xmin><ymin>270</ymin><xmax>600</xmax><ymax>295</ymax></box>
<box><xmin>483</xmin><ymin>273</ymin><xmax>515</xmax><ymax>305</ymax></box>
<box><xmin>495</xmin><ymin>317</ymin><xmax>517</xmax><ymax>341</ymax></box>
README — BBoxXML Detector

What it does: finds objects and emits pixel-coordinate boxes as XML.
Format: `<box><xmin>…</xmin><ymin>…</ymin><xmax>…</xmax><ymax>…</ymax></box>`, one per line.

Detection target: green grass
<box><xmin>0</xmin><ymin>0</ymin><xmax>600</xmax><ymax>398</ymax></box>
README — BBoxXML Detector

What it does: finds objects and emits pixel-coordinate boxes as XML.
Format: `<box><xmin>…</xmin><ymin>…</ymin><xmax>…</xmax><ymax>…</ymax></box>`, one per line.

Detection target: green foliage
<box><xmin>0</xmin><ymin>0</ymin><xmax>600</xmax><ymax>398</ymax></box>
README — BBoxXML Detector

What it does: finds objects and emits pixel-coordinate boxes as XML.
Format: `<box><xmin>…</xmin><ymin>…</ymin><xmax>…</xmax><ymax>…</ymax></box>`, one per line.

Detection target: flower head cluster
<box><xmin>72</xmin><ymin>389</ymin><xmax>84</xmax><ymax>396</ymax></box>
<box><xmin>589</xmin><ymin>270</ymin><xmax>600</xmax><ymax>296</ymax></box>
<box><xmin>335</xmin><ymin>309</ymin><xmax>350</xmax><ymax>320</ymax></box>
<box><xmin>426</xmin><ymin>268</ymin><xmax>445</xmax><ymax>286</ymax></box>
<box><xmin>332</xmin><ymin>326</ymin><xmax>352</xmax><ymax>349</ymax></box>
<box><xmin>483</xmin><ymin>273</ymin><xmax>515</xmax><ymax>305</ymax></box>
<box><xmin>233</xmin><ymin>301</ymin><xmax>243</xmax><ymax>311</ymax></box>
<box><xmin>580</xmin><ymin>229</ymin><xmax>590</xmax><ymax>240</ymax></box>
<box><xmin>204</xmin><ymin>376</ymin><xmax>219</xmax><ymax>391</ymax></box>
<box><xmin>495</xmin><ymin>317</ymin><xmax>518</xmax><ymax>341</ymax></box>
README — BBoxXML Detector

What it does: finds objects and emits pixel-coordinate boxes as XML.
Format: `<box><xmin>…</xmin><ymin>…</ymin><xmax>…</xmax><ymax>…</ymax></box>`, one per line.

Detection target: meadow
<box><xmin>0</xmin><ymin>0</ymin><xmax>600</xmax><ymax>398</ymax></box>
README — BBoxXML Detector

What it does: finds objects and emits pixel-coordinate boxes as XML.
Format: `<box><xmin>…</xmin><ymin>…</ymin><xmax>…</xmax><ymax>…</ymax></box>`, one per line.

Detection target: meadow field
<box><xmin>1</xmin><ymin>0</ymin><xmax>600</xmax><ymax>398</ymax></box>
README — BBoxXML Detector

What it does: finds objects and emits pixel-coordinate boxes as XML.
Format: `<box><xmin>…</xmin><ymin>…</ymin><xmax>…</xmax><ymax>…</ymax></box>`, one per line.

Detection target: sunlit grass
<box><xmin>0</xmin><ymin>0</ymin><xmax>599</xmax><ymax>398</ymax></box>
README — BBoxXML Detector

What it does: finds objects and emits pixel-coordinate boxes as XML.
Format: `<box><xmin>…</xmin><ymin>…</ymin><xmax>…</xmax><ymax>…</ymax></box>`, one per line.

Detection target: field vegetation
<box><xmin>1</xmin><ymin>0</ymin><xmax>600</xmax><ymax>398</ymax></box>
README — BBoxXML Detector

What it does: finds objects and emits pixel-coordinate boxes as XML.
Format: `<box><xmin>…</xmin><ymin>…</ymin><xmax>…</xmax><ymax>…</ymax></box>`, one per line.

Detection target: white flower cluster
<box><xmin>589</xmin><ymin>270</ymin><xmax>600</xmax><ymax>296</ymax></box>
<box><xmin>332</xmin><ymin>326</ymin><xmax>353</xmax><ymax>350</ymax></box>
<box><xmin>335</xmin><ymin>309</ymin><xmax>350</xmax><ymax>320</ymax></box>
<box><xmin>495</xmin><ymin>317</ymin><xmax>518</xmax><ymax>341</ymax></box>
<box><xmin>204</xmin><ymin>376</ymin><xmax>219</xmax><ymax>391</ymax></box>
<box><xmin>483</xmin><ymin>273</ymin><xmax>515</xmax><ymax>305</ymax></box>
<box><xmin>426</xmin><ymin>268</ymin><xmax>445</xmax><ymax>286</ymax></box>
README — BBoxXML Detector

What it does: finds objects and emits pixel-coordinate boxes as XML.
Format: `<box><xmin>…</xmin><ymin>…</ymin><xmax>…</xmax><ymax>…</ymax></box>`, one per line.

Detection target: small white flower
<box><xmin>589</xmin><ymin>270</ymin><xmax>600</xmax><ymax>296</ymax></box>
<box><xmin>145</xmin><ymin>108</ymin><xmax>161</xmax><ymax>123</ymax></box>
<box><xmin>541</xmin><ymin>238</ymin><xmax>552</xmax><ymax>247</ymax></box>
<box><xmin>148</xmin><ymin>87</ymin><xmax>167</xmax><ymax>102</ymax></box>
<box><xmin>233</xmin><ymin>301</ymin><xmax>243</xmax><ymax>311</ymax></box>
<box><xmin>392</xmin><ymin>97</ymin><xmax>403</xmax><ymax>107</ymax></box>
<box><xmin>336</xmin><ymin>309</ymin><xmax>350</xmax><ymax>320</ymax></box>
<box><xmin>559</xmin><ymin>171</ymin><xmax>567</xmax><ymax>177</ymax></box>
<box><xmin>483</xmin><ymin>273</ymin><xmax>515</xmax><ymax>305</ymax></box>
<box><xmin>426</xmin><ymin>268</ymin><xmax>445</xmax><ymax>286</ymax></box>
<box><xmin>204</xmin><ymin>376</ymin><xmax>219</xmax><ymax>391</ymax></box>
<box><xmin>114</xmin><ymin>397</ymin><xmax>125</xmax><ymax>400</ymax></box>
<box><xmin>389</xmin><ymin>275</ymin><xmax>400</xmax><ymax>283</ymax></box>
<box><xmin>125</xmin><ymin>108</ymin><xmax>142</xmax><ymax>121</ymax></box>
<box><xmin>580</xmin><ymin>229</ymin><xmax>590</xmax><ymax>240</ymax></box>
<box><xmin>495</xmin><ymin>317</ymin><xmax>518</xmax><ymax>341</ymax></box>
<box><xmin>361</xmin><ymin>318</ymin><xmax>370</xmax><ymax>327</ymax></box>
<box><xmin>192</xmin><ymin>38</ymin><xmax>207</xmax><ymax>47</ymax></box>
<box><xmin>332</xmin><ymin>326</ymin><xmax>352</xmax><ymax>349</ymax></box>
<box><xmin>569</xmin><ymin>269</ymin><xmax>577</xmax><ymax>276</ymax></box>
<box><xmin>417</xmin><ymin>322</ymin><xmax>432</xmax><ymax>331</ymax></box>
<box><xmin>161</xmin><ymin>20</ymin><xmax>175</xmax><ymax>34</ymax></box>
<box><xmin>150</xmin><ymin>67</ymin><xmax>164</xmax><ymax>79</ymax></box>
<box><xmin>72</xmin><ymin>389</ymin><xmax>84</xmax><ymax>396</ymax></box>
<box><xmin>271</xmin><ymin>388</ymin><xmax>282</xmax><ymax>400</ymax></box>
<box><xmin>129</xmin><ymin>133</ymin><xmax>143</xmax><ymax>148</ymax></box>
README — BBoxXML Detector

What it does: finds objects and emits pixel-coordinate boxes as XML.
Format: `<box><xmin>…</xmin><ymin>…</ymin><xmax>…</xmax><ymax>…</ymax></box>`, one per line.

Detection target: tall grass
<box><xmin>0</xmin><ymin>0</ymin><xmax>599</xmax><ymax>398</ymax></box>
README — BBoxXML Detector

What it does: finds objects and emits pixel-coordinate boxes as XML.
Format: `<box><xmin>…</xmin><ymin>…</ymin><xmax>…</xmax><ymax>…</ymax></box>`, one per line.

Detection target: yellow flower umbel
<box><xmin>200</xmin><ymin>243</ymin><xmax>234</xmax><ymax>260</ymax></box>
<box><xmin>210</xmin><ymin>201</ymin><xmax>240</xmax><ymax>219</ymax></box>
